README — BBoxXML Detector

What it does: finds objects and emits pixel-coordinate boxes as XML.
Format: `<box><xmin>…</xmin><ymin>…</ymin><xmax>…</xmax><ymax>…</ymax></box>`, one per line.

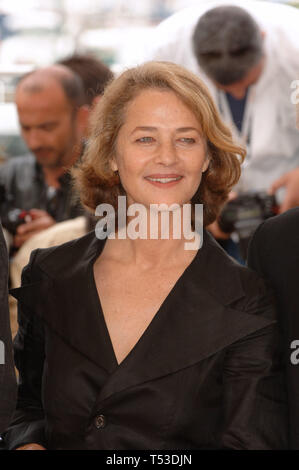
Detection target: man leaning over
<box><xmin>145</xmin><ymin>1</ymin><xmax>299</xmax><ymax>213</ymax></box>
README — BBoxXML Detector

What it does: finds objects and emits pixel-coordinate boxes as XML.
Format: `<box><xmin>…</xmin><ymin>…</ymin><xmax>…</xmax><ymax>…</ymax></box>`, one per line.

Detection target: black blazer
<box><xmin>6</xmin><ymin>230</ymin><xmax>287</xmax><ymax>450</ymax></box>
<box><xmin>247</xmin><ymin>207</ymin><xmax>299</xmax><ymax>449</ymax></box>
<box><xmin>0</xmin><ymin>224</ymin><xmax>17</xmax><ymax>435</ymax></box>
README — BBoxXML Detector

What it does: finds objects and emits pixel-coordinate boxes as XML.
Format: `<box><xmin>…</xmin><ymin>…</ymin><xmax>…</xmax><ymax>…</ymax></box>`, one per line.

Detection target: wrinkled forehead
<box><xmin>122</xmin><ymin>87</ymin><xmax>201</xmax><ymax>124</ymax></box>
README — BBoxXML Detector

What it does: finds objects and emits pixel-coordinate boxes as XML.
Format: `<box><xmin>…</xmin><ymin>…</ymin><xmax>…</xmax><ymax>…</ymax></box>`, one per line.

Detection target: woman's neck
<box><xmin>98</xmin><ymin>204</ymin><xmax>201</xmax><ymax>268</ymax></box>
<box><xmin>103</xmin><ymin>235</ymin><xmax>198</xmax><ymax>270</ymax></box>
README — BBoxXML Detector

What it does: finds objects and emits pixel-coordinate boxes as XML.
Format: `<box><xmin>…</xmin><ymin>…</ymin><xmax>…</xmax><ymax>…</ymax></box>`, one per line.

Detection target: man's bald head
<box><xmin>15</xmin><ymin>65</ymin><xmax>88</xmax><ymax>170</ymax></box>
<box><xmin>16</xmin><ymin>65</ymin><xmax>85</xmax><ymax>109</ymax></box>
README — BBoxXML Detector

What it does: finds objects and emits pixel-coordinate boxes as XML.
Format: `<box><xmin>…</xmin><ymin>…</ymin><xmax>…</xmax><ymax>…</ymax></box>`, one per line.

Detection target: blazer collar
<box><xmin>16</xmin><ymin>229</ymin><xmax>245</xmax><ymax>304</ymax></box>
<box><xmin>11</xmin><ymin>230</ymin><xmax>275</xmax><ymax>402</ymax></box>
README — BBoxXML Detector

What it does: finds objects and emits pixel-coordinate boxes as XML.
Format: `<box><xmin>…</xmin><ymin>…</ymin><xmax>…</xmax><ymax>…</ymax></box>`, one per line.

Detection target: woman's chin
<box><xmin>126</xmin><ymin>197</ymin><xmax>191</xmax><ymax>210</ymax></box>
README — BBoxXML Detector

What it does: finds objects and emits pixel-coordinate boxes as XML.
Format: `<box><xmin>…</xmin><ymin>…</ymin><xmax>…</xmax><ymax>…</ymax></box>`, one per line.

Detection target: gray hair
<box><xmin>192</xmin><ymin>6</ymin><xmax>264</xmax><ymax>85</ymax></box>
<box><xmin>58</xmin><ymin>54</ymin><xmax>114</xmax><ymax>106</ymax></box>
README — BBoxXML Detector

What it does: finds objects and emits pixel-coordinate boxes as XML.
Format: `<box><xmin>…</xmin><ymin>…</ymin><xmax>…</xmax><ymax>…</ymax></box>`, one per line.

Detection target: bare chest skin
<box><xmin>93</xmin><ymin>255</ymin><xmax>194</xmax><ymax>366</ymax></box>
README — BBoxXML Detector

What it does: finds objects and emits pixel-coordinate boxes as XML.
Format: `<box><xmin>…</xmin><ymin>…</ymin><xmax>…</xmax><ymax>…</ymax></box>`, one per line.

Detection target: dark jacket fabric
<box><xmin>0</xmin><ymin>154</ymin><xmax>83</xmax><ymax>233</ymax></box>
<box><xmin>247</xmin><ymin>207</ymin><xmax>299</xmax><ymax>449</ymax></box>
<box><xmin>5</xmin><ymin>230</ymin><xmax>287</xmax><ymax>450</ymax></box>
<box><xmin>0</xmin><ymin>224</ymin><xmax>17</xmax><ymax>434</ymax></box>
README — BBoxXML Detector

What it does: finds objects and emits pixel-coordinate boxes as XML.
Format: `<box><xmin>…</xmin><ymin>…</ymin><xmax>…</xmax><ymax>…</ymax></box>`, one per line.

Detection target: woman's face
<box><xmin>112</xmin><ymin>89</ymin><xmax>209</xmax><ymax>208</ymax></box>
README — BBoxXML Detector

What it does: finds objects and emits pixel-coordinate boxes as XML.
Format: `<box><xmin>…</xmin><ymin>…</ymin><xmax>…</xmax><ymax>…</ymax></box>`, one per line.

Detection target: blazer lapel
<box><xmin>10</xmin><ymin>232</ymin><xmax>116</xmax><ymax>373</ymax></box>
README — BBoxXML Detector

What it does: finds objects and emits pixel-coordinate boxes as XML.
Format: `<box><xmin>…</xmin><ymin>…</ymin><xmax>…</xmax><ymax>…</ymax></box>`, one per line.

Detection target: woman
<box><xmin>6</xmin><ymin>62</ymin><xmax>287</xmax><ymax>449</ymax></box>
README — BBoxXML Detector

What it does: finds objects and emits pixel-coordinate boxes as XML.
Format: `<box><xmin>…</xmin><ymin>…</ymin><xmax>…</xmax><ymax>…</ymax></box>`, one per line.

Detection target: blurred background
<box><xmin>0</xmin><ymin>0</ymin><xmax>297</xmax><ymax>161</ymax></box>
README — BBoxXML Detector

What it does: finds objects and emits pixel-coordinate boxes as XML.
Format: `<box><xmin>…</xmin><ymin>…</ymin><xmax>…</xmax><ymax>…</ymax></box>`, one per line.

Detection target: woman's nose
<box><xmin>155</xmin><ymin>140</ymin><xmax>178</xmax><ymax>165</ymax></box>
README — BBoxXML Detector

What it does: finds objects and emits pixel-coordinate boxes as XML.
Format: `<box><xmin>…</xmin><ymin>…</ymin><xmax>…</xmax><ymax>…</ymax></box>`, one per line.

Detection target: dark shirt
<box><xmin>226</xmin><ymin>90</ymin><xmax>248</xmax><ymax>133</ymax></box>
<box><xmin>0</xmin><ymin>154</ymin><xmax>83</xmax><ymax>234</ymax></box>
<box><xmin>247</xmin><ymin>208</ymin><xmax>299</xmax><ymax>449</ymax></box>
<box><xmin>0</xmin><ymin>224</ymin><xmax>17</xmax><ymax>435</ymax></box>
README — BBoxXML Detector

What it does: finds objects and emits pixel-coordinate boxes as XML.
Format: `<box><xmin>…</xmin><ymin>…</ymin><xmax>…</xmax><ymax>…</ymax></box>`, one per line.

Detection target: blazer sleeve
<box><xmin>246</xmin><ymin>221</ymin><xmax>266</xmax><ymax>278</ymax></box>
<box><xmin>0</xmin><ymin>225</ymin><xmax>17</xmax><ymax>436</ymax></box>
<box><xmin>220</xmin><ymin>281</ymin><xmax>288</xmax><ymax>449</ymax></box>
<box><xmin>4</xmin><ymin>249</ymin><xmax>47</xmax><ymax>450</ymax></box>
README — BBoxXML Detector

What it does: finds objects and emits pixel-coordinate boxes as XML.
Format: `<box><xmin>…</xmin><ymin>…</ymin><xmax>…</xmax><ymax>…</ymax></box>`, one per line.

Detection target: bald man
<box><xmin>0</xmin><ymin>65</ymin><xmax>89</xmax><ymax>249</ymax></box>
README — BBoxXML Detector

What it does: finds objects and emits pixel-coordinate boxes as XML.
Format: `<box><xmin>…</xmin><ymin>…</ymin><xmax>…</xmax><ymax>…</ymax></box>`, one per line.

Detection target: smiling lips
<box><xmin>145</xmin><ymin>174</ymin><xmax>183</xmax><ymax>188</ymax></box>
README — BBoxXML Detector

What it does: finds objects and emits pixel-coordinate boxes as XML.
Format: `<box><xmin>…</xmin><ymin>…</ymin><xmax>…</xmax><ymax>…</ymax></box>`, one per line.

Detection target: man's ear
<box><xmin>76</xmin><ymin>105</ymin><xmax>90</xmax><ymax>138</ymax></box>
<box><xmin>91</xmin><ymin>95</ymin><xmax>101</xmax><ymax>109</ymax></box>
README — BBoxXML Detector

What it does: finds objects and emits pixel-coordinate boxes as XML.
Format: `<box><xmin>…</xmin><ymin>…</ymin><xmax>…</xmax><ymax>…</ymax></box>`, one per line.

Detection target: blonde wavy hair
<box><xmin>73</xmin><ymin>61</ymin><xmax>245</xmax><ymax>226</ymax></box>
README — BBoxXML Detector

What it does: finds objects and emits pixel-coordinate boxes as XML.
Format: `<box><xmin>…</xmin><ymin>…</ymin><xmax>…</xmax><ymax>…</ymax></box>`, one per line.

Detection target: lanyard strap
<box><xmin>217</xmin><ymin>88</ymin><xmax>254</xmax><ymax>162</ymax></box>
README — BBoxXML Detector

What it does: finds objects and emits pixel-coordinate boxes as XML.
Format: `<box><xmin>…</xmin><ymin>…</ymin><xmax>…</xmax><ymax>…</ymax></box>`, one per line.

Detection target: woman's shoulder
<box><xmin>23</xmin><ymin>230</ymin><xmax>102</xmax><ymax>282</ymax></box>
<box><xmin>204</xmin><ymin>231</ymin><xmax>272</xmax><ymax>298</ymax></box>
<box><xmin>197</xmin><ymin>231</ymin><xmax>277</xmax><ymax>325</ymax></box>
<box><xmin>175</xmin><ymin>233</ymin><xmax>278</xmax><ymax>365</ymax></box>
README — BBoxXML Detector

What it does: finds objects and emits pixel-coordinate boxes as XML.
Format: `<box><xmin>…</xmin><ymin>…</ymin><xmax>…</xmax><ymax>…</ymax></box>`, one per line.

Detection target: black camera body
<box><xmin>0</xmin><ymin>183</ymin><xmax>31</xmax><ymax>235</ymax></box>
<box><xmin>218</xmin><ymin>191</ymin><xmax>279</xmax><ymax>259</ymax></box>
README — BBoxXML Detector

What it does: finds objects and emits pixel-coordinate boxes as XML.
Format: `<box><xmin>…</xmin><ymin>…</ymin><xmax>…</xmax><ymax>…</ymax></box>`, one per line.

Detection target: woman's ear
<box><xmin>202</xmin><ymin>155</ymin><xmax>210</xmax><ymax>173</ymax></box>
<box><xmin>110</xmin><ymin>158</ymin><xmax>118</xmax><ymax>172</ymax></box>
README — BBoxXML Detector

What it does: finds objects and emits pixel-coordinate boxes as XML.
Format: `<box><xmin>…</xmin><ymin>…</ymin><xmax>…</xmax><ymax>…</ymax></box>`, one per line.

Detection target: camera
<box><xmin>0</xmin><ymin>183</ymin><xmax>31</xmax><ymax>235</ymax></box>
<box><xmin>218</xmin><ymin>191</ymin><xmax>279</xmax><ymax>259</ymax></box>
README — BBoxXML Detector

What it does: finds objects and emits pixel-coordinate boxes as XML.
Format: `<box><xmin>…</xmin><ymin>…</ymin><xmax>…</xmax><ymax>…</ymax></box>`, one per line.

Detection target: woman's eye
<box><xmin>179</xmin><ymin>137</ymin><xmax>196</xmax><ymax>144</ymax></box>
<box><xmin>137</xmin><ymin>136</ymin><xmax>154</xmax><ymax>143</ymax></box>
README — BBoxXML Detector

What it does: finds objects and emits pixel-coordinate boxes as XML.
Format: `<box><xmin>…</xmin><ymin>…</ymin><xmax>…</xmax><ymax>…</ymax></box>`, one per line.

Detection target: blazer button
<box><xmin>94</xmin><ymin>414</ymin><xmax>106</xmax><ymax>429</ymax></box>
